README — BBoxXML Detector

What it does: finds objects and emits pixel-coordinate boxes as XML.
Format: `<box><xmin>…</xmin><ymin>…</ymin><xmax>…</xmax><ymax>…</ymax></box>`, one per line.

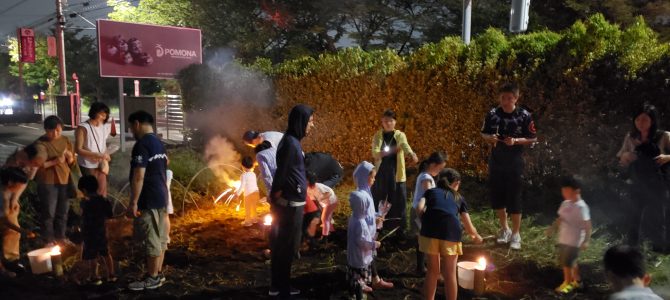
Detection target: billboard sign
<box><xmin>97</xmin><ymin>20</ymin><xmax>202</xmax><ymax>79</ymax></box>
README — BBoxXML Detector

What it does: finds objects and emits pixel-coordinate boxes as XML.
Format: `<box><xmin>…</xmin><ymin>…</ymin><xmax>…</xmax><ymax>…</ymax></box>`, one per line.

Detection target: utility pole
<box><xmin>55</xmin><ymin>0</ymin><xmax>67</xmax><ymax>95</ymax></box>
<box><xmin>462</xmin><ymin>0</ymin><xmax>472</xmax><ymax>45</ymax></box>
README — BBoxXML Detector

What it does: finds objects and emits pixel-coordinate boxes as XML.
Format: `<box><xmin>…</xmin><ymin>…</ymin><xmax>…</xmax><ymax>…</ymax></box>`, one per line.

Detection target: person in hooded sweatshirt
<box><xmin>347</xmin><ymin>161</ymin><xmax>394</xmax><ymax>297</ymax></box>
<box><xmin>269</xmin><ymin>104</ymin><xmax>315</xmax><ymax>299</ymax></box>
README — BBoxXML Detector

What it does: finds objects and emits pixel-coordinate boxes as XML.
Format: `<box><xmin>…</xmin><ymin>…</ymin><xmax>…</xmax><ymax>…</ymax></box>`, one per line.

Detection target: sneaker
<box><xmin>510</xmin><ymin>233</ymin><xmax>522</xmax><ymax>250</ymax></box>
<box><xmin>571</xmin><ymin>281</ymin><xmax>582</xmax><ymax>289</ymax></box>
<box><xmin>555</xmin><ymin>281</ymin><xmax>570</xmax><ymax>293</ymax></box>
<box><xmin>555</xmin><ymin>281</ymin><xmax>576</xmax><ymax>294</ymax></box>
<box><xmin>496</xmin><ymin>228</ymin><xmax>512</xmax><ymax>244</ymax></box>
<box><xmin>268</xmin><ymin>287</ymin><xmax>300</xmax><ymax>296</ymax></box>
<box><xmin>128</xmin><ymin>275</ymin><xmax>163</xmax><ymax>291</ymax></box>
<box><xmin>158</xmin><ymin>273</ymin><xmax>166</xmax><ymax>283</ymax></box>
<box><xmin>88</xmin><ymin>277</ymin><xmax>103</xmax><ymax>286</ymax></box>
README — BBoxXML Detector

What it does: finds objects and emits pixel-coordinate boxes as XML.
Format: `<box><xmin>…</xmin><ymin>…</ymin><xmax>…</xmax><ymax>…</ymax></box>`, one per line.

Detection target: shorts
<box><xmin>418</xmin><ymin>236</ymin><xmax>462</xmax><ymax>256</ymax></box>
<box><xmin>134</xmin><ymin>208</ymin><xmax>168</xmax><ymax>257</ymax></box>
<box><xmin>489</xmin><ymin>171</ymin><xmax>523</xmax><ymax>214</ymax></box>
<box><xmin>82</xmin><ymin>236</ymin><xmax>109</xmax><ymax>260</ymax></box>
<box><xmin>557</xmin><ymin>244</ymin><xmax>579</xmax><ymax>267</ymax></box>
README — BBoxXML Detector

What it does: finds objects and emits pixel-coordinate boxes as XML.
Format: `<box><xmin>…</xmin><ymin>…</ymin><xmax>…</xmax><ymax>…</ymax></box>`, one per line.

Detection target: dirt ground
<box><xmin>0</xmin><ymin>196</ymin><xmax>616</xmax><ymax>300</ymax></box>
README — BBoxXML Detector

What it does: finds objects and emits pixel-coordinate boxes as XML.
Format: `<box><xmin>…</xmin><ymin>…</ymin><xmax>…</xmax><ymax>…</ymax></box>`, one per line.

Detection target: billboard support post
<box><xmin>119</xmin><ymin>77</ymin><xmax>125</xmax><ymax>152</ymax></box>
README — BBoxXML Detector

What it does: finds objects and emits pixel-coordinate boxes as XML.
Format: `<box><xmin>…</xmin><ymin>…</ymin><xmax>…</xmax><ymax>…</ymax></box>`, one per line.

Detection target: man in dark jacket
<box><xmin>269</xmin><ymin>104</ymin><xmax>315</xmax><ymax>298</ymax></box>
<box><xmin>305</xmin><ymin>152</ymin><xmax>343</xmax><ymax>188</ymax></box>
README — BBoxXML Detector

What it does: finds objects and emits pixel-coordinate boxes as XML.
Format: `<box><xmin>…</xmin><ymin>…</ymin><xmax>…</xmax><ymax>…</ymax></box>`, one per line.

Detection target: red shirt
<box><xmin>304</xmin><ymin>194</ymin><xmax>319</xmax><ymax>214</ymax></box>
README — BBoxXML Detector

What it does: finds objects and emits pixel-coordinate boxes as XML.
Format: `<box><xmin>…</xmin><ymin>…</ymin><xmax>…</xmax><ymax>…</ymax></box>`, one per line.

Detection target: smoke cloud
<box><xmin>180</xmin><ymin>48</ymin><xmax>279</xmax><ymax>184</ymax></box>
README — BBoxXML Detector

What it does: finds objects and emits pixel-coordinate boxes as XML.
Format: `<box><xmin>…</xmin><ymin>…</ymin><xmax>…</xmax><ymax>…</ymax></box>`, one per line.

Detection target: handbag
<box><xmin>87</xmin><ymin>121</ymin><xmax>110</xmax><ymax>175</ymax></box>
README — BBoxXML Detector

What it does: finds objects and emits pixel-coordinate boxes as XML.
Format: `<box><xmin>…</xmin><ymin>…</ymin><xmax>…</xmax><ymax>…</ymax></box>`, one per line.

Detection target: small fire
<box><xmin>230</xmin><ymin>180</ymin><xmax>241</xmax><ymax>190</ymax></box>
<box><xmin>50</xmin><ymin>245</ymin><xmax>61</xmax><ymax>256</ymax></box>
<box><xmin>263</xmin><ymin>214</ymin><xmax>273</xmax><ymax>226</ymax></box>
<box><xmin>235</xmin><ymin>204</ymin><xmax>240</xmax><ymax>212</ymax></box>
<box><xmin>477</xmin><ymin>257</ymin><xmax>487</xmax><ymax>271</ymax></box>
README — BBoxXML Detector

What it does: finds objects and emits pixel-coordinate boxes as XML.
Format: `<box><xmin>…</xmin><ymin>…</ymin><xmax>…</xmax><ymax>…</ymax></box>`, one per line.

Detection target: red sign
<box><xmin>19</xmin><ymin>28</ymin><xmax>35</xmax><ymax>63</ymax></box>
<box><xmin>97</xmin><ymin>20</ymin><xmax>202</xmax><ymax>79</ymax></box>
<box><xmin>47</xmin><ymin>36</ymin><xmax>57</xmax><ymax>57</ymax></box>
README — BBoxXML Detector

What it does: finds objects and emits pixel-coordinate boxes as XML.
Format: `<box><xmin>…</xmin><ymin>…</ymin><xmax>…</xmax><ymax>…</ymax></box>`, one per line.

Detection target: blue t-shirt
<box><xmin>420</xmin><ymin>188</ymin><xmax>468</xmax><ymax>242</ymax></box>
<box><xmin>130</xmin><ymin>133</ymin><xmax>168</xmax><ymax>210</ymax></box>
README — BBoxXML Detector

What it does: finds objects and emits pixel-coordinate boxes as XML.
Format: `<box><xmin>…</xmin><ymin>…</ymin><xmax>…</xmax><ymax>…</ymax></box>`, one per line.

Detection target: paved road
<box><xmin>0</xmin><ymin>123</ymin><xmax>131</xmax><ymax>164</ymax></box>
<box><xmin>0</xmin><ymin>123</ymin><xmax>66</xmax><ymax>163</ymax></box>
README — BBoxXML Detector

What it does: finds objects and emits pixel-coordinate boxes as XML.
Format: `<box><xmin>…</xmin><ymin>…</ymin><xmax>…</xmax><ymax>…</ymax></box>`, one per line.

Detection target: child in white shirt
<box><xmin>237</xmin><ymin>157</ymin><xmax>259</xmax><ymax>227</ymax></box>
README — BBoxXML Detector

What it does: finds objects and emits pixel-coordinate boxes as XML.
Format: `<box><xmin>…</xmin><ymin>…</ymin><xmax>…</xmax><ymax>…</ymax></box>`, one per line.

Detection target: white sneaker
<box><xmin>510</xmin><ymin>233</ymin><xmax>522</xmax><ymax>250</ymax></box>
<box><xmin>496</xmin><ymin>228</ymin><xmax>512</xmax><ymax>244</ymax></box>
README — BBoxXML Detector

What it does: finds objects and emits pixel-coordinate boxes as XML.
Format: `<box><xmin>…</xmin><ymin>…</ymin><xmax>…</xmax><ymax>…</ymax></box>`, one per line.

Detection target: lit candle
<box><xmin>50</xmin><ymin>245</ymin><xmax>63</xmax><ymax>277</ymax></box>
<box><xmin>474</xmin><ymin>257</ymin><xmax>486</xmax><ymax>295</ymax></box>
<box><xmin>263</xmin><ymin>214</ymin><xmax>273</xmax><ymax>226</ymax></box>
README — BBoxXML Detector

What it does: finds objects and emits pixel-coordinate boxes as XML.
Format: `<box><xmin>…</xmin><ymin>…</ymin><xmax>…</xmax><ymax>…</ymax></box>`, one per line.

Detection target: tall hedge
<box><xmin>180</xmin><ymin>14</ymin><xmax>670</xmax><ymax>215</ymax></box>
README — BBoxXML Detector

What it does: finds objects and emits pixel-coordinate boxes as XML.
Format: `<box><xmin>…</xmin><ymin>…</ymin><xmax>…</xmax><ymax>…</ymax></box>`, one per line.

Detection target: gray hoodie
<box><xmin>347</xmin><ymin>161</ymin><xmax>377</xmax><ymax>268</ymax></box>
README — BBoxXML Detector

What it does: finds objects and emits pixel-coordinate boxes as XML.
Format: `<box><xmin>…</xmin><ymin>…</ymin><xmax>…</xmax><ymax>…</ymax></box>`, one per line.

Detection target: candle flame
<box><xmin>50</xmin><ymin>245</ymin><xmax>61</xmax><ymax>255</ymax></box>
<box><xmin>235</xmin><ymin>204</ymin><xmax>240</xmax><ymax>212</ymax></box>
<box><xmin>477</xmin><ymin>257</ymin><xmax>487</xmax><ymax>271</ymax></box>
<box><xmin>263</xmin><ymin>214</ymin><xmax>273</xmax><ymax>226</ymax></box>
<box><xmin>383</xmin><ymin>146</ymin><xmax>390</xmax><ymax>152</ymax></box>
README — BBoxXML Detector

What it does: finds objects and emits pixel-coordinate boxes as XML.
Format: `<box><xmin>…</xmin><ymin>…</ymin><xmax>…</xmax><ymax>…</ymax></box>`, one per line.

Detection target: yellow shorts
<box><xmin>419</xmin><ymin>236</ymin><xmax>463</xmax><ymax>256</ymax></box>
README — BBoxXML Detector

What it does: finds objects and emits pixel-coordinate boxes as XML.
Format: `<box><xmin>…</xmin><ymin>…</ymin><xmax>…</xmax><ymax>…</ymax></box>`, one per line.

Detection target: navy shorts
<box><xmin>489</xmin><ymin>170</ymin><xmax>523</xmax><ymax>214</ymax></box>
<box><xmin>557</xmin><ymin>244</ymin><xmax>579</xmax><ymax>267</ymax></box>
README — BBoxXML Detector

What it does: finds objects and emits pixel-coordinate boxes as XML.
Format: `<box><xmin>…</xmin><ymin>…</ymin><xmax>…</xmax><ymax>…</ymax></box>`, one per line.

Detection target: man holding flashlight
<box><xmin>481</xmin><ymin>83</ymin><xmax>537</xmax><ymax>250</ymax></box>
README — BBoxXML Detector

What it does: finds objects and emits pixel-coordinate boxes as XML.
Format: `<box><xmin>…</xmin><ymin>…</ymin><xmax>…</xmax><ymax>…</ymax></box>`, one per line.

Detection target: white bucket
<box><xmin>457</xmin><ymin>261</ymin><xmax>479</xmax><ymax>289</ymax></box>
<box><xmin>27</xmin><ymin>248</ymin><xmax>53</xmax><ymax>275</ymax></box>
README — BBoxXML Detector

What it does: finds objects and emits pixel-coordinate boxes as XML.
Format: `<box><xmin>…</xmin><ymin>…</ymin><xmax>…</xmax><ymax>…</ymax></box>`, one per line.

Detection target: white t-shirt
<box><xmin>237</xmin><ymin>171</ymin><xmax>259</xmax><ymax>197</ymax></box>
<box><xmin>609</xmin><ymin>285</ymin><xmax>663</xmax><ymax>300</ymax></box>
<box><xmin>412</xmin><ymin>172</ymin><xmax>435</xmax><ymax>209</ymax></box>
<box><xmin>558</xmin><ymin>198</ymin><xmax>591</xmax><ymax>247</ymax></box>
<box><xmin>315</xmin><ymin>182</ymin><xmax>337</xmax><ymax>206</ymax></box>
<box><xmin>261</xmin><ymin>131</ymin><xmax>284</xmax><ymax>149</ymax></box>
<box><xmin>77</xmin><ymin>121</ymin><xmax>112</xmax><ymax>168</ymax></box>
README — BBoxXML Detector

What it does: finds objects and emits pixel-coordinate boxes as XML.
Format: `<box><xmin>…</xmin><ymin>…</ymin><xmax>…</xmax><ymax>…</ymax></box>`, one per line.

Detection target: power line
<box><xmin>0</xmin><ymin>0</ymin><xmax>29</xmax><ymax>16</ymax></box>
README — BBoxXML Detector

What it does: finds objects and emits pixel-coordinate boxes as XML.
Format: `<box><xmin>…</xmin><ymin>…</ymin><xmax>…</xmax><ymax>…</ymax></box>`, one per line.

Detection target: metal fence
<box><xmin>155</xmin><ymin>94</ymin><xmax>185</xmax><ymax>142</ymax></box>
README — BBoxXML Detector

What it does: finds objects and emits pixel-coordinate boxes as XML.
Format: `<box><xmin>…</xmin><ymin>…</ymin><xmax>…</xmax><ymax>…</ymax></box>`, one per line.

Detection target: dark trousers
<box><xmin>37</xmin><ymin>184</ymin><xmax>70</xmax><ymax>243</ymax></box>
<box><xmin>627</xmin><ymin>179</ymin><xmax>670</xmax><ymax>247</ymax></box>
<box><xmin>270</xmin><ymin>203</ymin><xmax>304</xmax><ymax>299</ymax></box>
<box><xmin>372</xmin><ymin>174</ymin><xmax>407</xmax><ymax>235</ymax></box>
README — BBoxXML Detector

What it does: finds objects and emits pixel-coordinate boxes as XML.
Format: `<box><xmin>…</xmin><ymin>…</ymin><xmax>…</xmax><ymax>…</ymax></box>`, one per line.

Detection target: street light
<box><xmin>510</xmin><ymin>0</ymin><xmax>531</xmax><ymax>33</ymax></box>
